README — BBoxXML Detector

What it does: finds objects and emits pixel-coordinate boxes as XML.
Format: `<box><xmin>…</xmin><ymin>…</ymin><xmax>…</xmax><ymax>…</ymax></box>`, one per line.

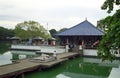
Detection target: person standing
<box><xmin>79</xmin><ymin>45</ymin><xmax>83</xmax><ymax>56</ymax></box>
<box><xmin>79</xmin><ymin>45</ymin><xmax>82</xmax><ymax>51</ymax></box>
<box><xmin>53</xmin><ymin>51</ymin><xmax>57</xmax><ymax>60</ymax></box>
<box><xmin>65</xmin><ymin>44</ymin><xmax>69</xmax><ymax>53</ymax></box>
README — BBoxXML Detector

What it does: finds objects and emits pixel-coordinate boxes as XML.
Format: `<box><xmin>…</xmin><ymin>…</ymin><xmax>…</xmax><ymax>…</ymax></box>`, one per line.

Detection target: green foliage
<box><xmin>0</xmin><ymin>27</ymin><xmax>15</xmax><ymax>39</ymax></box>
<box><xmin>0</xmin><ymin>43</ymin><xmax>10</xmax><ymax>54</ymax></box>
<box><xmin>58</xmin><ymin>28</ymin><xmax>68</xmax><ymax>33</ymax></box>
<box><xmin>14</xmin><ymin>21</ymin><xmax>51</xmax><ymax>39</ymax></box>
<box><xmin>97</xmin><ymin>16</ymin><xmax>112</xmax><ymax>32</ymax></box>
<box><xmin>98</xmin><ymin>10</ymin><xmax>120</xmax><ymax>61</ymax></box>
<box><xmin>49</xmin><ymin>29</ymin><xmax>57</xmax><ymax>37</ymax></box>
<box><xmin>101</xmin><ymin>0</ymin><xmax>120</xmax><ymax>13</ymax></box>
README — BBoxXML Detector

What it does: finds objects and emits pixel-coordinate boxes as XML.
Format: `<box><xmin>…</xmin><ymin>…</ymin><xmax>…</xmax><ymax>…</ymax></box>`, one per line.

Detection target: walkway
<box><xmin>0</xmin><ymin>52</ymin><xmax>79</xmax><ymax>78</ymax></box>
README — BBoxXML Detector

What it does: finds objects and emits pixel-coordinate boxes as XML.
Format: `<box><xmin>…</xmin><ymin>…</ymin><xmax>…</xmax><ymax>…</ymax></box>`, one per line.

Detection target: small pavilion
<box><xmin>55</xmin><ymin>20</ymin><xmax>104</xmax><ymax>52</ymax></box>
<box><xmin>32</xmin><ymin>36</ymin><xmax>44</xmax><ymax>46</ymax></box>
<box><xmin>9</xmin><ymin>36</ymin><xmax>20</xmax><ymax>44</ymax></box>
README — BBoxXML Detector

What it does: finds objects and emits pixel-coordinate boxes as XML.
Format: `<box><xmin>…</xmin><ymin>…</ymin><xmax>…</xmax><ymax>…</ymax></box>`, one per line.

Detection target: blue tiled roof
<box><xmin>55</xmin><ymin>20</ymin><xmax>104</xmax><ymax>36</ymax></box>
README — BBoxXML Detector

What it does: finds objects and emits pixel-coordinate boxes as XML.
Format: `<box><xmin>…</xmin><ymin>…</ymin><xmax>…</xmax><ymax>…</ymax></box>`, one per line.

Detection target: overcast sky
<box><xmin>0</xmin><ymin>0</ymin><xmax>115</xmax><ymax>30</ymax></box>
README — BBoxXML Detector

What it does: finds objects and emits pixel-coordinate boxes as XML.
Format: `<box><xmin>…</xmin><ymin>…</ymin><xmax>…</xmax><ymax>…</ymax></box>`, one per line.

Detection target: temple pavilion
<box><xmin>55</xmin><ymin>20</ymin><xmax>104</xmax><ymax>52</ymax></box>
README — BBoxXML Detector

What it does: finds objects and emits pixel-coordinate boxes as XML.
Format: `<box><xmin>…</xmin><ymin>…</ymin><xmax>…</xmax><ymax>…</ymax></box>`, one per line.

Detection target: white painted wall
<box><xmin>11</xmin><ymin>45</ymin><xmax>41</xmax><ymax>50</ymax></box>
<box><xmin>83</xmin><ymin>49</ymin><xmax>98</xmax><ymax>56</ymax></box>
<box><xmin>11</xmin><ymin>45</ymin><xmax>65</xmax><ymax>54</ymax></box>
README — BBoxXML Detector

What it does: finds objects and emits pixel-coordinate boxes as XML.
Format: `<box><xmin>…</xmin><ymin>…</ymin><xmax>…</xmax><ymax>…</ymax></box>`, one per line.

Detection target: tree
<box><xmin>98</xmin><ymin>0</ymin><xmax>120</xmax><ymax>61</ymax></box>
<box><xmin>49</xmin><ymin>29</ymin><xmax>57</xmax><ymax>37</ymax></box>
<box><xmin>101</xmin><ymin>0</ymin><xmax>120</xmax><ymax>13</ymax></box>
<box><xmin>58</xmin><ymin>28</ymin><xmax>68</xmax><ymax>33</ymax></box>
<box><xmin>98</xmin><ymin>9</ymin><xmax>120</xmax><ymax>61</ymax></box>
<box><xmin>0</xmin><ymin>27</ymin><xmax>15</xmax><ymax>40</ymax></box>
<box><xmin>14</xmin><ymin>21</ymin><xmax>51</xmax><ymax>39</ymax></box>
<box><xmin>97</xmin><ymin>16</ymin><xmax>112</xmax><ymax>32</ymax></box>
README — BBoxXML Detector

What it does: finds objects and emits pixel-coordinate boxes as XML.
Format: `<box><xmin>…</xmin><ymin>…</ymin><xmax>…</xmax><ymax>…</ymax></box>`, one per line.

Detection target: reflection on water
<box><xmin>56</xmin><ymin>72</ymin><xmax>106</xmax><ymax>78</ymax></box>
<box><xmin>0</xmin><ymin>51</ymin><xmax>12</xmax><ymax>65</ymax></box>
<box><xmin>25</xmin><ymin>57</ymin><xmax>120</xmax><ymax>78</ymax></box>
<box><xmin>0</xmin><ymin>51</ymin><xmax>38</xmax><ymax>66</ymax></box>
<box><xmin>11</xmin><ymin>50</ymin><xmax>37</xmax><ymax>60</ymax></box>
<box><xmin>83</xmin><ymin>58</ymin><xmax>120</xmax><ymax>68</ymax></box>
<box><xmin>56</xmin><ymin>73</ymin><xmax>71</xmax><ymax>78</ymax></box>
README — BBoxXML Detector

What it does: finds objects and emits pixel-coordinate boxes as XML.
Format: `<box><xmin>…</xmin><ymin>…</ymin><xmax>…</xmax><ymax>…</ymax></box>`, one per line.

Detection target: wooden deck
<box><xmin>0</xmin><ymin>52</ymin><xmax>79</xmax><ymax>78</ymax></box>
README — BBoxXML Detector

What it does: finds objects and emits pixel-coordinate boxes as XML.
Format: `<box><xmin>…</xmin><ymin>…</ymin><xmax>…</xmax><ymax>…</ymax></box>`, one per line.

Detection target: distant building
<box><xmin>32</xmin><ymin>36</ymin><xmax>44</xmax><ymax>46</ymax></box>
<box><xmin>9</xmin><ymin>36</ymin><xmax>20</xmax><ymax>44</ymax></box>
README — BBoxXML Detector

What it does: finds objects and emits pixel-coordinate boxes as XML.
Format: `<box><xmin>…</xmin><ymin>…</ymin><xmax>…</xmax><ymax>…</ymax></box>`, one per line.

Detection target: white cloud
<box><xmin>0</xmin><ymin>0</ymin><xmax>114</xmax><ymax>30</ymax></box>
<box><xmin>0</xmin><ymin>20</ymin><xmax>18</xmax><ymax>29</ymax></box>
<box><xmin>0</xmin><ymin>0</ymin><xmax>104</xmax><ymax>8</ymax></box>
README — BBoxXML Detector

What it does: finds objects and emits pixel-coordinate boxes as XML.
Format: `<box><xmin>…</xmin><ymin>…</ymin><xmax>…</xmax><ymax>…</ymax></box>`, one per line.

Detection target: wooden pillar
<box><xmin>13</xmin><ymin>73</ymin><xmax>24</xmax><ymax>78</ymax></box>
<box><xmin>20</xmin><ymin>73</ymin><xmax>24</xmax><ymax>78</ymax></box>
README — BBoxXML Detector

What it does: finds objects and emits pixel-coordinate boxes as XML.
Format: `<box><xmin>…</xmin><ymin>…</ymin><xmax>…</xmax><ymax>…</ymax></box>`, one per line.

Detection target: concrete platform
<box><xmin>108</xmin><ymin>66</ymin><xmax>120</xmax><ymax>78</ymax></box>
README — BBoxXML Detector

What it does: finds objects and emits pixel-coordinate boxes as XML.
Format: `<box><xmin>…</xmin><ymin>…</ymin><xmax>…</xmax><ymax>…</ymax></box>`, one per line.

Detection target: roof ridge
<box><xmin>60</xmin><ymin>20</ymin><xmax>87</xmax><ymax>32</ymax></box>
<box><xmin>86</xmin><ymin>21</ymin><xmax>104</xmax><ymax>34</ymax></box>
<box><xmin>55</xmin><ymin>20</ymin><xmax>87</xmax><ymax>36</ymax></box>
<box><xmin>55</xmin><ymin>20</ymin><xmax>104</xmax><ymax>36</ymax></box>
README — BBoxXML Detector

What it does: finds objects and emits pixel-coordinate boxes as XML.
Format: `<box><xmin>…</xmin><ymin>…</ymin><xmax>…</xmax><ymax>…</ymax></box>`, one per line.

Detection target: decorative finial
<box><xmin>85</xmin><ymin>18</ymin><xmax>87</xmax><ymax>20</ymax></box>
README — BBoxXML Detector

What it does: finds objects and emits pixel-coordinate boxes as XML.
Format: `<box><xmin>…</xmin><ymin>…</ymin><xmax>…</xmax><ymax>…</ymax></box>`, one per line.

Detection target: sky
<box><xmin>0</xmin><ymin>0</ymin><xmax>115</xmax><ymax>31</ymax></box>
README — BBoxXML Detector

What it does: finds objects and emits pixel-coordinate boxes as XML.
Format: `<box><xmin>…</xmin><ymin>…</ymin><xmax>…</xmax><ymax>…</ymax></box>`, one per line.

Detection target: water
<box><xmin>0</xmin><ymin>50</ymin><xmax>38</xmax><ymax>66</ymax></box>
<box><xmin>0</xmin><ymin>51</ymin><xmax>120</xmax><ymax>78</ymax></box>
<box><xmin>25</xmin><ymin>57</ymin><xmax>119</xmax><ymax>78</ymax></box>
<box><xmin>0</xmin><ymin>51</ymin><xmax>12</xmax><ymax>65</ymax></box>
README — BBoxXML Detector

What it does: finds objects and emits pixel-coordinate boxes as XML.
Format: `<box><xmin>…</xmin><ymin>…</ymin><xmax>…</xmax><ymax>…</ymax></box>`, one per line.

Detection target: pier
<box><xmin>0</xmin><ymin>52</ymin><xmax>79</xmax><ymax>78</ymax></box>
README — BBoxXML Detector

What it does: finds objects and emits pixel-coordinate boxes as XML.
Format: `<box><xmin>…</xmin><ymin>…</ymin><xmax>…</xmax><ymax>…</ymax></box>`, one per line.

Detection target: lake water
<box><xmin>0</xmin><ymin>51</ymin><xmax>120</xmax><ymax>78</ymax></box>
<box><xmin>0</xmin><ymin>50</ymin><xmax>39</xmax><ymax>66</ymax></box>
